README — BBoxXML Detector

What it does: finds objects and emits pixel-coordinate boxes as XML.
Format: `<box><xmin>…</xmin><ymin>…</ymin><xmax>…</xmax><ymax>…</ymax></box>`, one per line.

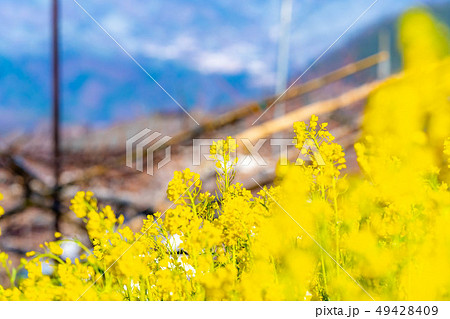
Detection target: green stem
<box><xmin>29</xmin><ymin>253</ymin><xmax>65</xmax><ymax>264</ymax></box>
<box><xmin>187</xmin><ymin>191</ymin><xmax>197</xmax><ymax>215</ymax></box>
<box><xmin>320</xmin><ymin>252</ymin><xmax>328</xmax><ymax>299</ymax></box>
<box><xmin>332</xmin><ymin>177</ymin><xmax>340</xmax><ymax>276</ymax></box>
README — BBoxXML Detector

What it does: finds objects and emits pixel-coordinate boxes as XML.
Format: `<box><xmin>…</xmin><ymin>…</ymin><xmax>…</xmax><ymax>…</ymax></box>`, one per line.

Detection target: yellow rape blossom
<box><xmin>1</xmin><ymin>111</ymin><xmax>450</xmax><ymax>300</ymax></box>
<box><xmin>0</xmin><ymin>9</ymin><xmax>450</xmax><ymax>300</ymax></box>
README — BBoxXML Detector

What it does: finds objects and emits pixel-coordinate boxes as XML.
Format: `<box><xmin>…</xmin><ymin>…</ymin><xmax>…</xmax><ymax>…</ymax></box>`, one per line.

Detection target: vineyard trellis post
<box><xmin>52</xmin><ymin>0</ymin><xmax>62</xmax><ymax>231</ymax></box>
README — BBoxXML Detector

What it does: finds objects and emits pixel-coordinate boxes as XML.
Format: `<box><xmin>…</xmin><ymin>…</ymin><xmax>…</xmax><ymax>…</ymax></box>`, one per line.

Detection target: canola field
<box><xmin>0</xmin><ymin>8</ymin><xmax>450</xmax><ymax>301</ymax></box>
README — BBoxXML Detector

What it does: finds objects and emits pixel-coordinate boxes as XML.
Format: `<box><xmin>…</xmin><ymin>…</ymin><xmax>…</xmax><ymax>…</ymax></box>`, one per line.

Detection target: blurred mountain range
<box><xmin>1</xmin><ymin>0</ymin><xmax>449</xmax><ymax>134</ymax></box>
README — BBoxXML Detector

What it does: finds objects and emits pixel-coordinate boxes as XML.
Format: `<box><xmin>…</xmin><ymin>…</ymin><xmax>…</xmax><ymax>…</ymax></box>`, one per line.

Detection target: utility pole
<box><xmin>377</xmin><ymin>29</ymin><xmax>391</xmax><ymax>79</ymax></box>
<box><xmin>273</xmin><ymin>0</ymin><xmax>293</xmax><ymax>144</ymax></box>
<box><xmin>52</xmin><ymin>0</ymin><xmax>61</xmax><ymax>231</ymax></box>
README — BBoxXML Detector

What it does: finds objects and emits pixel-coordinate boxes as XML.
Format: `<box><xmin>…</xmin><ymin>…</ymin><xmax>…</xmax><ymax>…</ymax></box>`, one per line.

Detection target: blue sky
<box><xmin>2</xmin><ymin>0</ymin><xmax>448</xmax><ymax>85</ymax></box>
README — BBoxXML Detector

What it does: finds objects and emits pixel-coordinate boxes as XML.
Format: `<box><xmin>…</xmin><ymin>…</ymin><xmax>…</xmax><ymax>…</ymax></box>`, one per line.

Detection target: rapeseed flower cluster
<box><xmin>1</xmin><ymin>112</ymin><xmax>450</xmax><ymax>300</ymax></box>
<box><xmin>0</xmin><ymin>139</ymin><xmax>279</xmax><ymax>300</ymax></box>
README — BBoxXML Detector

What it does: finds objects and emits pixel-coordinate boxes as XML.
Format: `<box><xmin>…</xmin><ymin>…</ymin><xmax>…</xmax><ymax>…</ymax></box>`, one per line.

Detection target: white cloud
<box><xmin>102</xmin><ymin>13</ymin><xmax>132</xmax><ymax>36</ymax></box>
<box><xmin>141</xmin><ymin>35</ymin><xmax>196</xmax><ymax>60</ymax></box>
<box><xmin>139</xmin><ymin>34</ymin><xmax>276</xmax><ymax>86</ymax></box>
<box><xmin>194</xmin><ymin>51</ymin><xmax>244</xmax><ymax>74</ymax></box>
